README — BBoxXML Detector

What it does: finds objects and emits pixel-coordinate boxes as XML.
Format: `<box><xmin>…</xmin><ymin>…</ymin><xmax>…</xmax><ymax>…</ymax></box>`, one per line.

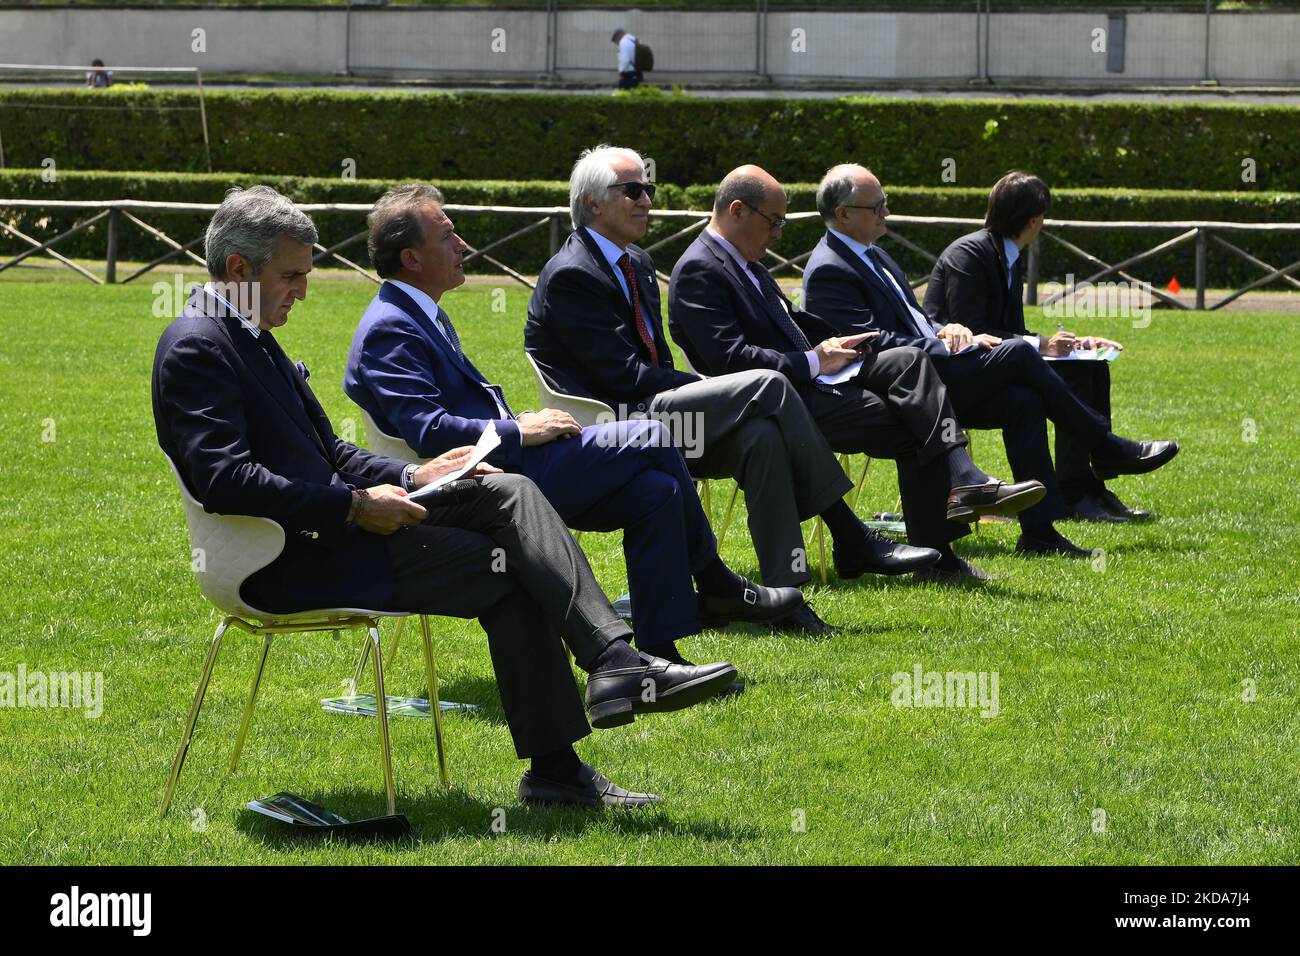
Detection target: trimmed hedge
<box><xmin>2</xmin><ymin>169</ymin><xmax>1296</xmax><ymax>288</ymax></box>
<box><xmin>0</xmin><ymin>88</ymin><xmax>1296</xmax><ymax>191</ymax></box>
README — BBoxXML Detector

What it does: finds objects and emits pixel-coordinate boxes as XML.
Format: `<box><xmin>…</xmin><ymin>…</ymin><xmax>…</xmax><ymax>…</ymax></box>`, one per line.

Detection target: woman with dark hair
<box><xmin>924</xmin><ymin>171</ymin><xmax>1177</xmax><ymax>523</ymax></box>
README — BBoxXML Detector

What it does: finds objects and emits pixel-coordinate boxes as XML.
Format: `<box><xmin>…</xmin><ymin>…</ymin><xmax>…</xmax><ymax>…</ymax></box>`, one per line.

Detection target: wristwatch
<box><xmin>402</xmin><ymin>462</ymin><xmax>419</xmax><ymax>491</ymax></box>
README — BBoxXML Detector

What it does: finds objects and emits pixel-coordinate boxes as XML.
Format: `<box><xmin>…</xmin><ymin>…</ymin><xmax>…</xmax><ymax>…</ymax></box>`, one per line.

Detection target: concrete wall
<box><xmin>0</xmin><ymin>6</ymin><xmax>1295</xmax><ymax>85</ymax></box>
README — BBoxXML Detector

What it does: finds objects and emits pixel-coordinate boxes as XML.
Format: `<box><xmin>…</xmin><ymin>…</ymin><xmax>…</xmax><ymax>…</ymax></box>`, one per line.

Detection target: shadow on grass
<box><xmin>235</xmin><ymin>784</ymin><xmax>763</xmax><ymax>848</ymax></box>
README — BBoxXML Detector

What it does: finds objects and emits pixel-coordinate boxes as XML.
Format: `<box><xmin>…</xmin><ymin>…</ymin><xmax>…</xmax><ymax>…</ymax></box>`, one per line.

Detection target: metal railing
<box><xmin>2</xmin><ymin>198</ymin><xmax>1298</xmax><ymax>311</ymax></box>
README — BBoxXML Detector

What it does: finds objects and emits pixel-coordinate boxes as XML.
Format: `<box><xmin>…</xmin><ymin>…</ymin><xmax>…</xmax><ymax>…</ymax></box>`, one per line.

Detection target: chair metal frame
<box><xmin>158</xmin><ymin>457</ymin><xmax>448</xmax><ymax>820</ymax></box>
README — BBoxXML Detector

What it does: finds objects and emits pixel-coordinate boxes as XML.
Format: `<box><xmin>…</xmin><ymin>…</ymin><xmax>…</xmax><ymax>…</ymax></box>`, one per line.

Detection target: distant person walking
<box><xmin>611</xmin><ymin>29</ymin><xmax>641</xmax><ymax>90</ymax></box>
<box><xmin>85</xmin><ymin>59</ymin><xmax>113</xmax><ymax>89</ymax></box>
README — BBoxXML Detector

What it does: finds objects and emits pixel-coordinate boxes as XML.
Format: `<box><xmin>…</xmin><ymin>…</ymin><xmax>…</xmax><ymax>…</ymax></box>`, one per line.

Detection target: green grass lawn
<box><xmin>1</xmin><ymin>272</ymin><xmax>1297</xmax><ymax>865</ymax></box>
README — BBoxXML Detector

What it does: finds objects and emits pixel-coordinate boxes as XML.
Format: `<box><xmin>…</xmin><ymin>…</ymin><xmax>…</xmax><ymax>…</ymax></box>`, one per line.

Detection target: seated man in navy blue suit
<box><xmin>804</xmin><ymin>164</ymin><xmax>1178</xmax><ymax>556</ymax></box>
<box><xmin>344</xmin><ymin>184</ymin><xmax>802</xmax><ymax>664</ymax></box>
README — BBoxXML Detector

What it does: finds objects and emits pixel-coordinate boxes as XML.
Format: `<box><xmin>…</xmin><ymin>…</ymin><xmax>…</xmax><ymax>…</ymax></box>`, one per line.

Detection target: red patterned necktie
<box><xmin>617</xmin><ymin>253</ymin><xmax>659</xmax><ymax>367</ymax></box>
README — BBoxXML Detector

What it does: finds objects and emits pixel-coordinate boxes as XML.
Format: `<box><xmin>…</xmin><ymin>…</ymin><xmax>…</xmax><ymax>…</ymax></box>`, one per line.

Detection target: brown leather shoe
<box><xmin>946</xmin><ymin>479</ymin><xmax>1046</xmax><ymax>523</ymax></box>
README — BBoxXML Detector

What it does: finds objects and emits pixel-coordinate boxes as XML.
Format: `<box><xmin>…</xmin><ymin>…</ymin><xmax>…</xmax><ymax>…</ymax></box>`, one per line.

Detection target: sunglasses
<box><xmin>609</xmin><ymin>181</ymin><xmax>657</xmax><ymax>201</ymax></box>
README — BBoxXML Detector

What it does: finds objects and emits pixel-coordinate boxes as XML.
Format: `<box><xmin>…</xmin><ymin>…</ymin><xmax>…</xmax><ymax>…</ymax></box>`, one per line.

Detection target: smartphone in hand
<box><xmin>850</xmin><ymin>332</ymin><xmax>881</xmax><ymax>353</ymax></box>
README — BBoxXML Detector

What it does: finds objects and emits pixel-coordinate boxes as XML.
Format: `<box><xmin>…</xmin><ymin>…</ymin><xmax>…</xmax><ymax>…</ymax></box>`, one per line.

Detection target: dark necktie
<box><xmin>747</xmin><ymin>262</ymin><xmax>838</xmax><ymax>395</ymax></box>
<box><xmin>866</xmin><ymin>247</ymin><xmax>931</xmax><ymax>340</ymax></box>
<box><xmin>748</xmin><ymin>261</ymin><xmax>812</xmax><ymax>351</ymax></box>
<box><xmin>257</xmin><ymin>331</ymin><xmax>298</xmax><ymax>389</ymax></box>
<box><xmin>433</xmin><ymin>306</ymin><xmax>465</xmax><ymax>358</ymax></box>
<box><xmin>617</xmin><ymin>253</ymin><xmax>659</xmax><ymax>367</ymax></box>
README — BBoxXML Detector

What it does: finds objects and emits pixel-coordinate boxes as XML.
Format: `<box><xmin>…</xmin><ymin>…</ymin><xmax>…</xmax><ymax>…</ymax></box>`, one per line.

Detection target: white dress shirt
<box><xmin>202</xmin><ymin>282</ymin><xmax>262</xmax><ymax>339</ymax></box>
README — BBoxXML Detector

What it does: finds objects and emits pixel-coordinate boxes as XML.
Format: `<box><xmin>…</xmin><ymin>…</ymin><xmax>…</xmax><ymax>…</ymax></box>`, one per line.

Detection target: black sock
<box><xmin>693</xmin><ymin>553</ymin><xmax>745</xmax><ymax>596</ymax></box>
<box><xmin>946</xmin><ymin>447</ymin><xmax>990</xmax><ymax>487</ymax></box>
<box><xmin>931</xmin><ymin>545</ymin><xmax>960</xmax><ymax>571</ymax></box>
<box><xmin>821</xmin><ymin>500</ymin><xmax>864</xmax><ymax>545</ymax></box>
<box><xmin>530</xmin><ymin>745</ymin><xmax>582</xmax><ymax>783</ymax></box>
<box><xmin>643</xmin><ymin>642</ymin><xmax>690</xmax><ymax>665</ymax></box>
<box><xmin>586</xmin><ymin>636</ymin><xmax>641</xmax><ymax>674</ymax></box>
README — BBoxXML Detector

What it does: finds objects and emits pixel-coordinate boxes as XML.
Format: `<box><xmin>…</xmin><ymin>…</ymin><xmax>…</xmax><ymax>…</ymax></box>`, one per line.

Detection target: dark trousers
<box><xmin>519</xmin><ymin>419</ymin><xmax>715</xmax><ymax>650</ymax></box>
<box><xmin>803</xmin><ymin>345</ymin><xmax>971</xmax><ymax>550</ymax></box>
<box><xmin>381</xmin><ymin>473</ymin><xmax>632</xmax><ymax>759</ymax></box>
<box><xmin>649</xmin><ymin>369</ymin><xmax>852</xmax><ymax>588</ymax></box>
<box><xmin>939</xmin><ymin>338</ymin><xmax>1110</xmax><ymax>529</ymax></box>
<box><xmin>617</xmin><ymin>69</ymin><xmax>643</xmax><ymax>89</ymax></box>
<box><xmin>1050</xmin><ymin>359</ymin><xmax>1113</xmax><ymax>502</ymax></box>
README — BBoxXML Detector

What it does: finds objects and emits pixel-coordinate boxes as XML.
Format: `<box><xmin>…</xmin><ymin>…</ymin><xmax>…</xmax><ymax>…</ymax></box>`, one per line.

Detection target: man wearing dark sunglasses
<box><xmin>526</xmin><ymin>145</ymin><xmax>944</xmax><ymax>633</ymax></box>
<box><xmin>668</xmin><ymin>165</ymin><xmax>1048</xmax><ymax>582</ymax></box>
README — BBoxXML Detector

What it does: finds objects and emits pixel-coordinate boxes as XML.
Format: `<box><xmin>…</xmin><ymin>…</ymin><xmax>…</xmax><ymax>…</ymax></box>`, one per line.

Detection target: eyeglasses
<box><xmin>841</xmin><ymin>195</ymin><xmax>889</xmax><ymax>216</ymax></box>
<box><xmin>609</xmin><ymin>181</ymin><xmax>657</xmax><ymax>201</ymax></box>
<box><xmin>742</xmin><ymin>201</ymin><xmax>787</xmax><ymax>231</ymax></box>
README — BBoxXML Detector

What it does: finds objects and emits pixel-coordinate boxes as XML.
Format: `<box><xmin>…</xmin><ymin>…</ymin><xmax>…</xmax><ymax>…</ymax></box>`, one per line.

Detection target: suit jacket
<box><xmin>524</xmin><ymin>227</ymin><xmax>697</xmax><ymax>411</ymax></box>
<box><xmin>923</xmin><ymin>228</ymin><xmax>1032</xmax><ymax>337</ymax></box>
<box><xmin>803</xmin><ymin>231</ymin><xmax>950</xmax><ymax>360</ymax></box>
<box><xmin>345</xmin><ymin>281</ymin><xmax>525</xmax><ymax>470</ymax></box>
<box><xmin>153</xmin><ymin>288</ymin><xmax>408</xmax><ymax>612</ymax></box>
<box><xmin>667</xmin><ymin>229</ymin><xmax>834</xmax><ymax>385</ymax></box>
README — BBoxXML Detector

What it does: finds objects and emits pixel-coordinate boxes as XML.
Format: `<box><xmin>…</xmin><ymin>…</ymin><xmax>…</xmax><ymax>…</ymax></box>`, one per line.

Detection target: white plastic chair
<box><xmin>360</xmin><ymin>407</ymin><xmax>425</xmax><ymax>462</ymax></box>
<box><xmin>524</xmin><ymin>352</ymin><xmax>620</xmax><ymax>429</ymax></box>
<box><xmin>158</xmin><ymin>456</ymin><xmax>448</xmax><ymax>820</ymax></box>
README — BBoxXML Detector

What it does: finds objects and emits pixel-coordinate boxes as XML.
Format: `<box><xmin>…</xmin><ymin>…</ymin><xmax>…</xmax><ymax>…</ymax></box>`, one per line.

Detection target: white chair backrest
<box><xmin>525</xmin><ymin>352</ymin><xmax>616</xmax><ymax>428</ymax></box>
<box><xmin>164</xmin><ymin>456</ymin><xmax>285</xmax><ymax>619</ymax></box>
<box><xmin>360</xmin><ymin>407</ymin><xmax>425</xmax><ymax>462</ymax></box>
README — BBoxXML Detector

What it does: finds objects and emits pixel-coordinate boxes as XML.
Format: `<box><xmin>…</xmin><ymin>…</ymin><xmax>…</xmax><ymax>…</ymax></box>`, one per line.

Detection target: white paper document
<box><xmin>1044</xmin><ymin>347</ymin><xmax>1121</xmax><ymax>363</ymax></box>
<box><xmin>816</xmin><ymin>359</ymin><xmax>863</xmax><ymax>386</ymax></box>
<box><xmin>408</xmin><ymin>420</ymin><xmax>501</xmax><ymax>502</ymax></box>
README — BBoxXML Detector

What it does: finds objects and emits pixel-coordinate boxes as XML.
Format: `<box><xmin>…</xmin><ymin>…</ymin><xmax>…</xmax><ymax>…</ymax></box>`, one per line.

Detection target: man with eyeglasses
<box><xmin>526</xmin><ymin>145</ymin><xmax>944</xmax><ymax>632</ymax></box>
<box><xmin>668</xmin><ymin>165</ymin><xmax>1047</xmax><ymax>582</ymax></box>
<box><xmin>803</xmin><ymin>165</ymin><xmax>1178</xmax><ymax>557</ymax></box>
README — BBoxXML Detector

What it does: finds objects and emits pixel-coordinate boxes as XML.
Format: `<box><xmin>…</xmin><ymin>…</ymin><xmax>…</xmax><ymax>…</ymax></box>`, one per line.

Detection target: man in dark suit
<box><xmin>924</xmin><ymin>171</ymin><xmax>1178</xmax><ymax>522</ymax></box>
<box><xmin>343</xmin><ymin>183</ymin><xmax>802</xmax><ymax>664</ymax></box>
<box><xmin>669</xmin><ymin>165</ymin><xmax>1049</xmax><ymax>581</ymax></box>
<box><xmin>525</xmin><ymin>146</ymin><xmax>944</xmax><ymax>631</ymax></box>
<box><xmin>152</xmin><ymin>185</ymin><xmax>740</xmax><ymax>808</ymax></box>
<box><xmin>804</xmin><ymin>164</ymin><xmax>1178</xmax><ymax>556</ymax></box>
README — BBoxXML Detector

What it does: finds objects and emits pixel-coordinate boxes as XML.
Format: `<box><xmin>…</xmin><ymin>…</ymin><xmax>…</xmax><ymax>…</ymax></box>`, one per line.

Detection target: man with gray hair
<box><xmin>153</xmin><ymin>185</ymin><xmax>741</xmax><ymax>809</ymax></box>
<box><xmin>526</xmin><ymin>147</ymin><xmax>942</xmax><ymax>632</ymax></box>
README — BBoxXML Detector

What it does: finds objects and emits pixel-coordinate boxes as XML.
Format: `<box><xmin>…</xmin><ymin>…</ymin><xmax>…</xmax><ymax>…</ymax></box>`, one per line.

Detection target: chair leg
<box><xmin>699</xmin><ymin>479</ymin><xmax>713</xmax><ymax>524</ymax></box>
<box><xmin>229</xmin><ymin>634</ymin><xmax>273</xmax><ymax>772</ymax></box>
<box><xmin>350</xmin><ymin>630</ymin><xmax>370</xmax><ymax>694</ymax></box>
<box><xmin>418</xmin><ymin>615</ymin><xmax>449</xmax><ymax>787</ymax></box>
<box><xmin>370</xmin><ymin>625</ymin><xmax>398</xmax><ymax>817</ymax></box>
<box><xmin>388</xmin><ymin>617</ymin><xmax>405</xmax><ymax>667</ymax></box>
<box><xmin>716</xmin><ymin>481</ymin><xmax>741</xmax><ymax>547</ymax></box>
<box><xmin>851</xmin><ymin>456</ymin><xmax>872</xmax><ymax>514</ymax></box>
<box><xmin>159</xmin><ymin>617</ymin><xmax>231</xmax><ymax>818</ymax></box>
<box><xmin>815</xmin><ymin>517</ymin><xmax>828</xmax><ymax>586</ymax></box>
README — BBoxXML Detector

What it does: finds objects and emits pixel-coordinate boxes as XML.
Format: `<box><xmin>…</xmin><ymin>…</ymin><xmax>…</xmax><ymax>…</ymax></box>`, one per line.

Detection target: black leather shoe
<box><xmin>519</xmin><ymin>763</ymin><xmax>661</xmax><ymax>808</ymax></box>
<box><xmin>770</xmin><ymin>603</ymin><xmax>839</xmax><ymax>635</ymax></box>
<box><xmin>833</xmin><ymin>526</ymin><xmax>940</xmax><ymax>578</ymax></box>
<box><xmin>913</xmin><ymin>557</ymin><xmax>991</xmax><ymax>583</ymax></box>
<box><xmin>699</xmin><ymin>579</ymin><xmax>805</xmax><ymax>627</ymax></box>
<box><xmin>1068</xmin><ymin>493</ymin><xmax>1128</xmax><ymax>523</ymax></box>
<box><xmin>585</xmin><ymin>653</ymin><xmax>738</xmax><ymax>729</ymax></box>
<box><xmin>1090</xmin><ymin>439</ymin><xmax>1179</xmax><ymax>481</ymax></box>
<box><xmin>947</xmin><ymin>479</ymin><xmax>1046</xmax><ymax>523</ymax></box>
<box><xmin>1016</xmin><ymin>529</ymin><xmax>1094</xmax><ymax>558</ymax></box>
<box><xmin>1098</xmin><ymin>488</ymin><xmax>1153</xmax><ymax>521</ymax></box>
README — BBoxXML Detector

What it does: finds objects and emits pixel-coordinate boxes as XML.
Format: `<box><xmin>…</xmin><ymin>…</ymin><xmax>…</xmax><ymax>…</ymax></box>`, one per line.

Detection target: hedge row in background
<box><xmin>3</xmin><ymin>170</ymin><xmax>1296</xmax><ymax>289</ymax></box>
<box><xmin>0</xmin><ymin>88</ymin><xmax>1295</xmax><ymax>191</ymax></box>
